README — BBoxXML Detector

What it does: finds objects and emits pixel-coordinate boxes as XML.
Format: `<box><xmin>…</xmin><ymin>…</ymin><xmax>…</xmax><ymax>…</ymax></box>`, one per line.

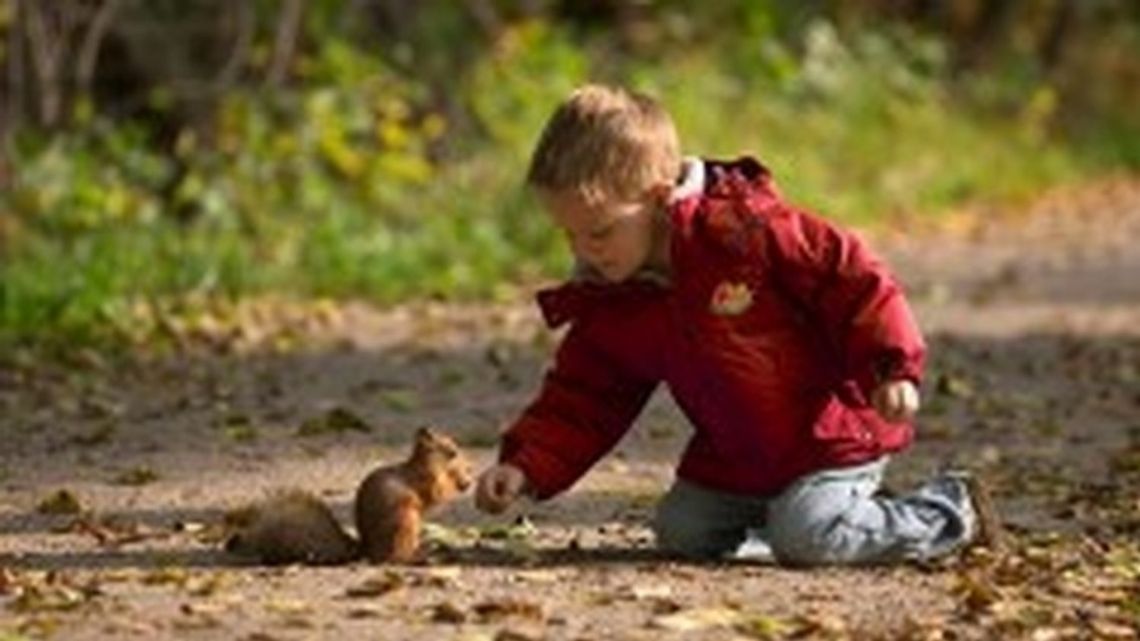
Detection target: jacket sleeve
<box><xmin>765</xmin><ymin>205</ymin><xmax>926</xmax><ymax>400</ymax></box>
<box><xmin>498</xmin><ymin>316</ymin><xmax>658</xmax><ymax>500</ymax></box>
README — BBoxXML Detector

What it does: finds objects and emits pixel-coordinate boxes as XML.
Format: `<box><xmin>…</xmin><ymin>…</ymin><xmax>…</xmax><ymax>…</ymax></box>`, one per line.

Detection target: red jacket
<box><xmin>500</xmin><ymin>157</ymin><xmax>926</xmax><ymax>498</ymax></box>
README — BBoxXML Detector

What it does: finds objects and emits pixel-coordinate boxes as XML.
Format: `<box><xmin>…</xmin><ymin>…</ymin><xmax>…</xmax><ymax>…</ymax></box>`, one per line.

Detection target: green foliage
<box><xmin>467</xmin><ymin>21</ymin><xmax>589</xmax><ymax>149</ymax></box>
<box><xmin>1</xmin><ymin>7</ymin><xmax>1137</xmax><ymax>352</ymax></box>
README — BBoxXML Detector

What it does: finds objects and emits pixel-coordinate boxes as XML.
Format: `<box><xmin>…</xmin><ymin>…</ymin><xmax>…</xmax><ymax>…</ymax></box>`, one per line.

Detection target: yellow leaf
<box><xmin>650</xmin><ymin>607</ymin><xmax>743</xmax><ymax>631</ymax></box>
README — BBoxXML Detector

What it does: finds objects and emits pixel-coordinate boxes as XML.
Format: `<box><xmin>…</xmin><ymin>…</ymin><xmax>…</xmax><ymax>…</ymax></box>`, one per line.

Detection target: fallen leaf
<box><xmin>185</xmin><ymin>574</ymin><xmax>229</xmax><ymax>597</ymax></box>
<box><xmin>416</xmin><ymin>566</ymin><xmax>463</xmax><ymax>587</ymax></box>
<box><xmin>113</xmin><ymin>466</ymin><xmax>159</xmax><ymax>486</ymax></box>
<box><xmin>624</xmin><ymin>583</ymin><xmax>673</xmax><ymax>601</ymax></box>
<box><xmin>479</xmin><ymin>515</ymin><xmax>537</xmax><ymax>541</ymax></box>
<box><xmin>1089</xmin><ymin>619</ymin><xmax>1138</xmax><ymax>640</ymax></box>
<box><xmin>14</xmin><ymin>614</ymin><xmax>62</xmax><ymax>638</ymax></box>
<box><xmin>297</xmin><ymin>406</ymin><xmax>372</xmax><ymax>436</ymax></box>
<box><xmin>735</xmin><ymin>612</ymin><xmax>793</xmax><ymax>640</ymax></box>
<box><xmin>65</xmin><ymin>515</ymin><xmax>158</xmax><ymax>547</ymax></box>
<box><xmin>242</xmin><ymin>633</ymin><xmax>288</xmax><ymax>641</ymax></box>
<box><xmin>263</xmin><ymin>598</ymin><xmax>312</xmax><ymax>616</ymax></box>
<box><xmin>216</xmin><ymin>413</ymin><xmax>259</xmax><ymax>442</ymax></box>
<box><xmin>345</xmin><ymin>607</ymin><xmax>382</xmax><ymax>619</ymax></box>
<box><xmin>451</xmin><ymin>632</ymin><xmax>494</xmax><ymax>641</ymax></box>
<box><xmin>936</xmin><ymin>373</ymin><xmax>975</xmax><ymax>399</ymax></box>
<box><xmin>650</xmin><ymin>607</ymin><xmax>742</xmax><ymax>631</ymax></box>
<box><xmin>36</xmin><ymin>489</ymin><xmax>82</xmax><ymax>515</ymax></box>
<box><xmin>472</xmin><ymin>599</ymin><xmax>544</xmax><ymax>623</ymax></box>
<box><xmin>788</xmin><ymin>612</ymin><xmax>849</xmax><ymax>637</ymax></box>
<box><xmin>0</xmin><ymin>571</ymin><xmax>15</xmax><ymax>598</ymax></box>
<box><xmin>955</xmin><ymin>571</ymin><xmax>1003</xmax><ymax>613</ymax></box>
<box><xmin>494</xmin><ymin>627</ymin><xmax>544</xmax><ymax>641</ymax></box>
<box><xmin>179</xmin><ymin>601</ymin><xmax>227</xmax><ymax>617</ymax></box>
<box><xmin>510</xmin><ymin>569</ymin><xmax>560</xmax><ymax>585</ymax></box>
<box><xmin>10</xmin><ymin>583</ymin><xmax>91</xmax><ymax>614</ymax></box>
<box><xmin>141</xmin><ymin>567</ymin><xmax>189</xmax><ymax>587</ymax></box>
<box><xmin>379</xmin><ymin>389</ymin><xmax>420</xmax><ymax>413</ymax></box>
<box><xmin>430</xmin><ymin>600</ymin><xmax>468</xmax><ymax>624</ymax></box>
<box><xmin>345</xmin><ymin>572</ymin><xmax>405</xmax><ymax>598</ymax></box>
<box><xmin>422</xmin><ymin>522</ymin><xmax>468</xmax><ymax>548</ymax></box>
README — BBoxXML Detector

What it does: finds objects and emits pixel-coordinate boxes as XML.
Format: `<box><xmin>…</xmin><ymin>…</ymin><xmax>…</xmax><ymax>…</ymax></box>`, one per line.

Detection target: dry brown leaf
<box><xmin>242</xmin><ymin>633</ymin><xmax>289</xmax><ymax>641</ymax></box>
<box><xmin>0</xmin><ymin>566</ymin><xmax>17</xmax><ymax>595</ymax></box>
<box><xmin>509</xmin><ymin>569</ymin><xmax>560</xmax><ymax>584</ymax></box>
<box><xmin>345</xmin><ymin>572</ymin><xmax>406</xmax><ymax>598</ymax></box>
<box><xmin>416</xmin><ymin>565</ymin><xmax>463</xmax><ymax>587</ymax></box>
<box><xmin>955</xmin><ymin>571</ymin><xmax>1003</xmax><ymax>613</ymax></box>
<box><xmin>430</xmin><ymin>600</ymin><xmax>468</xmax><ymax>624</ymax></box>
<box><xmin>141</xmin><ymin>567</ymin><xmax>189</xmax><ymax>587</ymax></box>
<box><xmin>472</xmin><ymin>598</ymin><xmax>544</xmax><ymax>623</ymax></box>
<box><xmin>345</xmin><ymin>607</ymin><xmax>383</xmax><ymax>619</ymax></box>
<box><xmin>1088</xmin><ymin>619</ymin><xmax>1139</xmax><ymax>640</ymax></box>
<box><xmin>185</xmin><ymin>574</ymin><xmax>229</xmax><ymax>597</ymax></box>
<box><xmin>296</xmin><ymin>406</ymin><xmax>371</xmax><ymax>436</ymax></box>
<box><xmin>10</xmin><ymin>583</ymin><xmax>92</xmax><ymax>614</ymax></box>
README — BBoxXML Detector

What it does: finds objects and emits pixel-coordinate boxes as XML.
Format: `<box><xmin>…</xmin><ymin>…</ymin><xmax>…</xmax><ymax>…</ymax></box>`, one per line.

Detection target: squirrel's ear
<box><xmin>415</xmin><ymin>426</ymin><xmax>434</xmax><ymax>442</ymax></box>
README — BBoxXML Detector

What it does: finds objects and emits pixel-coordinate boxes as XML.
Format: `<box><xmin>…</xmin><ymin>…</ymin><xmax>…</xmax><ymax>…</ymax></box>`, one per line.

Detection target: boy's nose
<box><xmin>574</xmin><ymin>239</ymin><xmax>602</xmax><ymax>261</ymax></box>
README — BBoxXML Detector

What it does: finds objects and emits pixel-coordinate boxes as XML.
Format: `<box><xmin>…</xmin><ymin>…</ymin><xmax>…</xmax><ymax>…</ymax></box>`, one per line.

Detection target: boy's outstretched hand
<box><xmin>475</xmin><ymin>463</ymin><xmax>529</xmax><ymax>514</ymax></box>
<box><xmin>871</xmin><ymin>379</ymin><xmax>921</xmax><ymax>423</ymax></box>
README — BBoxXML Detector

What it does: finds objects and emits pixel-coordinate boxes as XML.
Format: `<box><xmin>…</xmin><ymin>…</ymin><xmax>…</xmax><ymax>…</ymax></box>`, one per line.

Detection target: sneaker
<box><xmin>959</xmin><ymin>473</ymin><xmax>1006</xmax><ymax>551</ymax></box>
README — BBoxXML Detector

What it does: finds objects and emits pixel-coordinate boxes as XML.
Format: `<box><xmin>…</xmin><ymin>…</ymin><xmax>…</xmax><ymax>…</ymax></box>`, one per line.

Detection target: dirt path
<box><xmin>2</xmin><ymin>180</ymin><xmax>1139</xmax><ymax>640</ymax></box>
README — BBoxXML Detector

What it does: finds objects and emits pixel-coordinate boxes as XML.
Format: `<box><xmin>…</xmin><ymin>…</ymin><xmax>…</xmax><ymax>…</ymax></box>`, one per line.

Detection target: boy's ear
<box><xmin>647</xmin><ymin>181</ymin><xmax>673</xmax><ymax>205</ymax></box>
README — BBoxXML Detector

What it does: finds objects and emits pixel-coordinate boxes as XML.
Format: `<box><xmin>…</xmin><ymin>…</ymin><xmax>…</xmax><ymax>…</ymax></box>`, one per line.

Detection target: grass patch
<box><xmin>2</xmin><ymin>21</ymin><xmax>1136</xmax><ymax>354</ymax></box>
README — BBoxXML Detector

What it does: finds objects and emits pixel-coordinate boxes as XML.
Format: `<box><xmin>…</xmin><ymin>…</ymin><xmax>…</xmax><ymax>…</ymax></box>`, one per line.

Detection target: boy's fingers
<box><xmin>874</xmin><ymin>381</ymin><xmax>920</xmax><ymax>423</ymax></box>
<box><xmin>476</xmin><ymin>487</ymin><xmax>504</xmax><ymax>513</ymax></box>
<box><xmin>488</xmin><ymin>481</ymin><xmax>505</xmax><ymax>502</ymax></box>
<box><xmin>473</xmin><ymin>466</ymin><xmax>525</xmax><ymax>514</ymax></box>
<box><xmin>503</xmin><ymin>471</ymin><xmax>523</xmax><ymax>495</ymax></box>
<box><xmin>475</xmin><ymin>477</ymin><xmax>508</xmax><ymax>512</ymax></box>
<box><xmin>484</xmin><ymin>493</ymin><xmax>510</xmax><ymax>514</ymax></box>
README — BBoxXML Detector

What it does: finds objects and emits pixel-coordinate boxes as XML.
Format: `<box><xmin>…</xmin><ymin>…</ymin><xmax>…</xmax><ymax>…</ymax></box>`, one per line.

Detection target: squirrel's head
<box><xmin>413</xmin><ymin>426</ymin><xmax>473</xmax><ymax>492</ymax></box>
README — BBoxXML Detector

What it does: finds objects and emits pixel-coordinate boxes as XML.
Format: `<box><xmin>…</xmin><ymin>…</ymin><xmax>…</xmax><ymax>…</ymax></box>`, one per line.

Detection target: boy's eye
<box><xmin>587</xmin><ymin>225</ymin><xmax>613</xmax><ymax>240</ymax></box>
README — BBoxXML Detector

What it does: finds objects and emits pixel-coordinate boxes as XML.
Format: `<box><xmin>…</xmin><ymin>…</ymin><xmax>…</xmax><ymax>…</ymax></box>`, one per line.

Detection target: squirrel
<box><xmin>224</xmin><ymin>426</ymin><xmax>473</xmax><ymax>565</ymax></box>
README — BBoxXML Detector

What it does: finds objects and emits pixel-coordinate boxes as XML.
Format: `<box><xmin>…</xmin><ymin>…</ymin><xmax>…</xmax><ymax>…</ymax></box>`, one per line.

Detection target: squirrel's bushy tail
<box><xmin>223</xmin><ymin>490</ymin><xmax>359</xmax><ymax>565</ymax></box>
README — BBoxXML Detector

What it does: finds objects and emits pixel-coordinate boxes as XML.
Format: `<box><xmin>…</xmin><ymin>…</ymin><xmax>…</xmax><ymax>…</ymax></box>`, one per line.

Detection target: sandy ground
<box><xmin>2</xmin><ymin>179</ymin><xmax>1139</xmax><ymax>640</ymax></box>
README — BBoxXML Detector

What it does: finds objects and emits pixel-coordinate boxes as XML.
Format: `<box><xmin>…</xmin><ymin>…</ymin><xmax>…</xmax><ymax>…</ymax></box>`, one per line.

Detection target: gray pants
<box><xmin>653</xmin><ymin>458</ymin><xmax>975</xmax><ymax>565</ymax></box>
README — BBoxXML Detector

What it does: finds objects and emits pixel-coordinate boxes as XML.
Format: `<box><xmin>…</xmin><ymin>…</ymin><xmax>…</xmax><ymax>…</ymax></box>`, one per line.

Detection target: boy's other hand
<box><xmin>475</xmin><ymin>464</ymin><xmax>528</xmax><ymax>514</ymax></box>
<box><xmin>872</xmin><ymin>379</ymin><xmax>920</xmax><ymax>423</ymax></box>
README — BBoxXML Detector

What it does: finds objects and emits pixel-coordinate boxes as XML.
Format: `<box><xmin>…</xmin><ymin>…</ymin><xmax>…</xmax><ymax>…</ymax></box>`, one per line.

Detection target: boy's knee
<box><xmin>652</xmin><ymin>504</ymin><xmax>717</xmax><ymax>558</ymax></box>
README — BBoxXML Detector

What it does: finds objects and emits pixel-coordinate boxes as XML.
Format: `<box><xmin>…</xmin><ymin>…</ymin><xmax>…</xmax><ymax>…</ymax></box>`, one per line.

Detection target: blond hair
<box><xmin>526</xmin><ymin>84</ymin><xmax>681</xmax><ymax>203</ymax></box>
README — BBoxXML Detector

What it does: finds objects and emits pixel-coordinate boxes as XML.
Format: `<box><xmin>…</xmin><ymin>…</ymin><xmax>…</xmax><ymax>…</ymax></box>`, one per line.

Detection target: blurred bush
<box><xmin>1</xmin><ymin>1</ymin><xmax>1137</xmax><ymax>351</ymax></box>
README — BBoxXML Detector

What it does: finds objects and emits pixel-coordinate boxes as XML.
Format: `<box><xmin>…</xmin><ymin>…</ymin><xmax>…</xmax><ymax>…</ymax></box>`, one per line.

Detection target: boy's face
<box><xmin>541</xmin><ymin>188</ymin><xmax>666</xmax><ymax>283</ymax></box>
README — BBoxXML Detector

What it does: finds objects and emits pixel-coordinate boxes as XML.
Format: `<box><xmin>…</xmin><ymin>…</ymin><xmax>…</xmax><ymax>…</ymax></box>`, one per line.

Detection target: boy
<box><xmin>475</xmin><ymin>84</ymin><xmax>999</xmax><ymax>565</ymax></box>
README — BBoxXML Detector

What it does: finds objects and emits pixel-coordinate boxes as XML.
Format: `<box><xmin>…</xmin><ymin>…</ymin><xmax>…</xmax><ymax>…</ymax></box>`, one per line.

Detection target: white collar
<box><xmin>669</xmin><ymin>157</ymin><xmax>705</xmax><ymax>204</ymax></box>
